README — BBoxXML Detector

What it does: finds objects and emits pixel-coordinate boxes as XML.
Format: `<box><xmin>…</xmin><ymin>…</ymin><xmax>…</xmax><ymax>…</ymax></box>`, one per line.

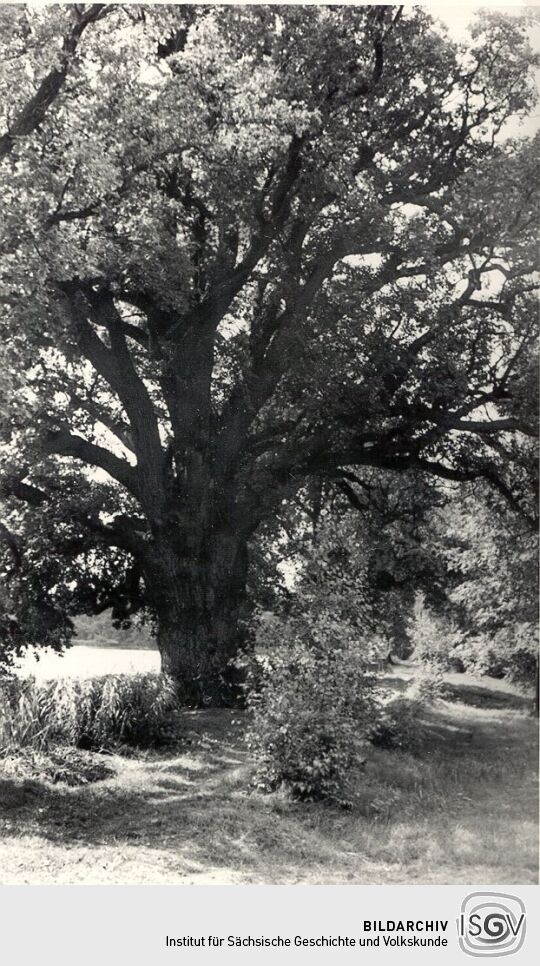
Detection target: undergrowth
<box><xmin>0</xmin><ymin>673</ymin><xmax>182</xmax><ymax>753</ymax></box>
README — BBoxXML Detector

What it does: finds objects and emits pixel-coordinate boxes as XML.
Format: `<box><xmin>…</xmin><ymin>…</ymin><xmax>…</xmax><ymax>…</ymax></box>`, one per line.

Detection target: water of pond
<box><xmin>14</xmin><ymin>645</ymin><xmax>160</xmax><ymax>680</ymax></box>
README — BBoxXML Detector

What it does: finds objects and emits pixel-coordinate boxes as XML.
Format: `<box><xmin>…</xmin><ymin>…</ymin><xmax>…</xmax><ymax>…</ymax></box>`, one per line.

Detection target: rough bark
<box><xmin>148</xmin><ymin>532</ymin><xmax>249</xmax><ymax>705</ymax></box>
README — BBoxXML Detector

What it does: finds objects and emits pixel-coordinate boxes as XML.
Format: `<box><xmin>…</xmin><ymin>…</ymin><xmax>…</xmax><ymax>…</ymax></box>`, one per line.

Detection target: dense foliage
<box><xmin>272</xmin><ymin>473</ymin><xmax>538</xmax><ymax>697</ymax></box>
<box><xmin>418</xmin><ymin>489</ymin><xmax>538</xmax><ymax>691</ymax></box>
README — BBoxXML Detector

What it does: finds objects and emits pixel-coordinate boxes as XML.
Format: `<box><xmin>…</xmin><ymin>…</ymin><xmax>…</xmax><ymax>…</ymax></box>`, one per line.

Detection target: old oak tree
<box><xmin>0</xmin><ymin>5</ymin><xmax>538</xmax><ymax>701</ymax></box>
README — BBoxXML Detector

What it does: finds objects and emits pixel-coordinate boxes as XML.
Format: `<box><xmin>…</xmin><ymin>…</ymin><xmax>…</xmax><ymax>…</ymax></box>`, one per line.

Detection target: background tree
<box><xmin>432</xmin><ymin>486</ymin><xmax>538</xmax><ymax>698</ymax></box>
<box><xmin>0</xmin><ymin>4</ymin><xmax>538</xmax><ymax>701</ymax></box>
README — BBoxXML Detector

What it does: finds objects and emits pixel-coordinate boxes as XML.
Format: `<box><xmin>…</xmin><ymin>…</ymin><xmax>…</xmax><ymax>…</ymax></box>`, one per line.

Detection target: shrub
<box><xmin>368</xmin><ymin>695</ymin><xmax>424</xmax><ymax>751</ymax></box>
<box><xmin>245</xmin><ymin>613</ymin><xmax>378</xmax><ymax>805</ymax></box>
<box><xmin>506</xmin><ymin>647</ymin><xmax>539</xmax><ymax>691</ymax></box>
<box><xmin>406</xmin><ymin>664</ymin><xmax>448</xmax><ymax>704</ymax></box>
<box><xmin>0</xmin><ymin>672</ymin><xmax>181</xmax><ymax>752</ymax></box>
<box><xmin>454</xmin><ymin>623</ymin><xmax>538</xmax><ymax>692</ymax></box>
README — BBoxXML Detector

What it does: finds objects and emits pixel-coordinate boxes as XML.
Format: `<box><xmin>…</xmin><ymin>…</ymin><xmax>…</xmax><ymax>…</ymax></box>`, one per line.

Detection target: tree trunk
<box><xmin>149</xmin><ymin>533</ymin><xmax>249</xmax><ymax>706</ymax></box>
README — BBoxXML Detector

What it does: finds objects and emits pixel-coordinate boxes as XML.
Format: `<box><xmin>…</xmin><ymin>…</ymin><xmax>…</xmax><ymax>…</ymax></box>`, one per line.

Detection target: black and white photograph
<box><xmin>0</xmin><ymin>0</ymin><xmax>538</xmax><ymax>890</ymax></box>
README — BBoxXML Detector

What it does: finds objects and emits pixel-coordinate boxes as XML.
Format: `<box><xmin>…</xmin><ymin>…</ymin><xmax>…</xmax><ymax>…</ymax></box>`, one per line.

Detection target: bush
<box><xmin>244</xmin><ymin>614</ymin><xmax>378</xmax><ymax>805</ymax></box>
<box><xmin>0</xmin><ymin>673</ymin><xmax>181</xmax><ymax>752</ymax></box>
<box><xmin>368</xmin><ymin>695</ymin><xmax>424</xmax><ymax>751</ymax></box>
<box><xmin>506</xmin><ymin>648</ymin><xmax>539</xmax><ymax>691</ymax></box>
<box><xmin>454</xmin><ymin>624</ymin><xmax>538</xmax><ymax>692</ymax></box>
<box><xmin>406</xmin><ymin>664</ymin><xmax>448</xmax><ymax>703</ymax></box>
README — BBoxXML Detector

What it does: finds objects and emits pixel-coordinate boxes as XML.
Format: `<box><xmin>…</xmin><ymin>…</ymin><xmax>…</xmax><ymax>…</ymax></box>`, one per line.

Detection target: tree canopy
<box><xmin>0</xmin><ymin>4</ymin><xmax>538</xmax><ymax>697</ymax></box>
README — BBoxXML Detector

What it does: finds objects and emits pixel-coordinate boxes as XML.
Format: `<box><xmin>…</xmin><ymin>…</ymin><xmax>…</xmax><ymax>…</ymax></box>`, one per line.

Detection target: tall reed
<box><xmin>0</xmin><ymin>673</ymin><xmax>181</xmax><ymax>752</ymax></box>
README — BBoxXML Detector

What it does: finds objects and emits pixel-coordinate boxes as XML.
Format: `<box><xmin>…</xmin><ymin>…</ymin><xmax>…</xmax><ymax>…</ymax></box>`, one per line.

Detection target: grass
<box><xmin>0</xmin><ymin>668</ymin><xmax>537</xmax><ymax>884</ymax></box>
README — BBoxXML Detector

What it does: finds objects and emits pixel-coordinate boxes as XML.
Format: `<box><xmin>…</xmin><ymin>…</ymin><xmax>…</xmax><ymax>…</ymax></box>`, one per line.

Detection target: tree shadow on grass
<box><xmin>0</xmin><ymin>777</ymin><xmax>45</xmax><ymax>811</ymax></box>
<box><xmin>0</xmin><ymin>703</ymin><xmax>537</xmax><ymax>883</ymax></box>
<box><xmin>0</xmin><ymin>726</ymin><xmax>266</xmax><ymax>869</ymax></box>
<box><xmin>1</xmin><ymin>757</ymin><xmax>315</xmax><ymax>882</ymax></box>
<box><xmin>382</xmin><ymin>667</ymin><xmax>533</xmax><ymax>713</ymax></box>
<box><xmin>442</xmin><ymin>680</ymin><xmax>531</xmax><ymax>711</ymax></box>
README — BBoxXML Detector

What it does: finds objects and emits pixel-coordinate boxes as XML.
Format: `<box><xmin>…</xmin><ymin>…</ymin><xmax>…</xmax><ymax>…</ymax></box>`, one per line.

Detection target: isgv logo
<box><xmin>457</xmin><ymin>893</ymin><xmax>526</xmax><ymax>958</ymax></box>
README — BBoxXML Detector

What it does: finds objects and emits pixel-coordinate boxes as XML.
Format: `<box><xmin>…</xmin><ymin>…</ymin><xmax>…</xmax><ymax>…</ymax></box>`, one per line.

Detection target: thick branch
<box><xmin>83</xmin><ymin>511</ymin><xmax>150</xmax><ymax>561</ymax></box>
<box><xmin>0</xmin><ymin>475</ymin><xmax>49</xmax><ymax>506</ymax></box>
<box><xmin>44</xmin><ymin>428</ymin><xmax>139</xmax><ymax>495</ymax></box>
<box><xmin>60</xmin><ymin>286</ymin><xmax>168</xmax><ymax>520</ymax></box>
<box><xmin>443</xmin><ymin>416</ymin><xmax>536</xmax><ymax>437</ymax></box>
<box><xmin>0</xmin><ymin>6</ymin><xmax>111</xmax><ymax>159</ymax></box>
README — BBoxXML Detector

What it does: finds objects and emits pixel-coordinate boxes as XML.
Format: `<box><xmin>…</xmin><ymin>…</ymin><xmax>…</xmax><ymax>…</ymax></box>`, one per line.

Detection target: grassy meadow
<box><xmin>0</xmin><ymin>660</ymin><xmax>537</xmax><ymax>885</ymax></box>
